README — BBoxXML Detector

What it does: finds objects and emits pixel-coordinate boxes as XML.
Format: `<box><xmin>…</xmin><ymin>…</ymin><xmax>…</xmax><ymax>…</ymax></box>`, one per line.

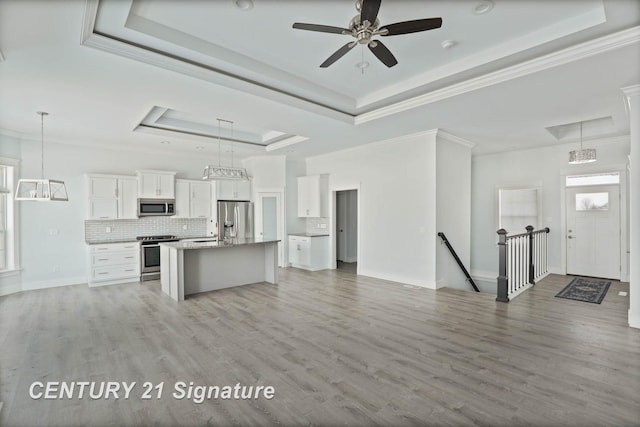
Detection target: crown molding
<box><xmin>436</xmin><ymin>130</ymin><xmax>477</xmax><ymax>149</ymax></box>
<box><xmin>621</xmin><ymin>84</ymin><xmax>640</xmax><ymax>98</ymax></box>
<box><xmin>354</xmin><ymin>26</ymin><xmax>640</xmax><ymax>125</ymax></box>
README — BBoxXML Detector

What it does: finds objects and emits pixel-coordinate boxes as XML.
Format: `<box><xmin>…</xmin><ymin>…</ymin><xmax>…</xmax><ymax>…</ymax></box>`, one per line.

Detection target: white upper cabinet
<box><xmin>190</xmin><ymin>181</ymin><xmax>212</xmax><ymax>218</ymax></box>
<box><xmin>117</xmin><ymin>178</ymin><xmax>138</xmax><ymax>219</ymax></box>
<box><xmin>297</xmin><ymin>175</ymin><xmax>328</xmax><ymax>217</ymax></box>
<box><xmin>87</xmin><ymin>174</ymin><xmax>138</xmax><ymax>220</ymax></box>
<box><xmin>175</xmin><ymin>179</ymin><xmax>212</xmax><ymax>219</ymax></box>
<box><xmin>89</xmin><ymin>176</ymin><xmax>117</xmax><ymax>199</ymax></box>
<box><xmin>216</xmin><ymin>179</ymin><xmax>252</xmax><ymax>201</ymax></box>
<box><xmin>137</xmin><ymin>170</ymin><xmax>176</xmax><ymax>199</ymax></box>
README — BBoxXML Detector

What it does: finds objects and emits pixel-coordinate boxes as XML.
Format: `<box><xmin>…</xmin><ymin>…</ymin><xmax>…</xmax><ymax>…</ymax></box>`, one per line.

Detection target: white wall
<box><xmin>471</xmin><ymin>138</ymin><xmax>631</xmax><ymax>291</ymax></box>
<box><xmin>307</xmin><ymin>131</ymin><xmax>438</xmax><ymax>288</ymax></box>
<box><xmin>2</xmin><ymin>137</ymin><xmax>221</xmax><ymax>294</ymax></box>
<box><xmin>435</xmin><ymin>136</ymin><xmax>473</xmax><ymax>291</ymax></box>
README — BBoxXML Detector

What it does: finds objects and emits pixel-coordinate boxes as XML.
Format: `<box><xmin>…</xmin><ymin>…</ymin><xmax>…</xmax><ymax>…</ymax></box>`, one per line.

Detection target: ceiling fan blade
<box><xmin>368</xmin><ymin>40</ymin><xmax>398</xmax><ymax>67</ymax></box>
<box><xmin>381</xmin><ymin>18</ymin><xmax>443</xmax><ymax>36</ymax></box>
<box><xmin>292</xmin><ymin>23</ymin><xmax>350</xmax><ymax>35</ymax></box>
<box><xmin>320</xmin><ymin>43</ymin><xmax>356</xmax><ymax>68</ymax></box>
<box><xmin>360</xmin><ymin>0</ymin><xmax>381</xmax><ymax>26</ymax></box>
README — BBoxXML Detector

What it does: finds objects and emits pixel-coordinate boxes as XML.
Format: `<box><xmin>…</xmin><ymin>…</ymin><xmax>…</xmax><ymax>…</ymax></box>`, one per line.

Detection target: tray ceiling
<box><xmin>85</xmin><ymin>0</ymin><xmax>608</xmax><ymax>120</ymax></box>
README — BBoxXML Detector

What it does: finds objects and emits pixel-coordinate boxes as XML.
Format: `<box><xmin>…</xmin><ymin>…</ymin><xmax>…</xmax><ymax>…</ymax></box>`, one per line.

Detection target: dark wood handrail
<box><xmin>437</xmin><ymin>232</ymin><xmax>480</xmax><ymax>292</ymax></box>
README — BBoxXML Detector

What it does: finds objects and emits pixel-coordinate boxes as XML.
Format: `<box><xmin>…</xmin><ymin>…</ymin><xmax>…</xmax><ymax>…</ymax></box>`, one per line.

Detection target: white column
<box><xmin>622</xmin><ymin>85</ymin><xmax>640</xmax><ymax>328</ymax></box>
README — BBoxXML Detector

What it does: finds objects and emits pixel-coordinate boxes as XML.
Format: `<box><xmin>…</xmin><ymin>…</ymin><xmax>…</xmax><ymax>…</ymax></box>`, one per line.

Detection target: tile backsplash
<box><xmin>305</xmin><ymin>217</ymin><xmax>329</xmax><ymax>234</ymax></box>
<box><xmin>85</xmin><ymin>217</ymin><xmax>207</xmax><ymax>243</ymax></box>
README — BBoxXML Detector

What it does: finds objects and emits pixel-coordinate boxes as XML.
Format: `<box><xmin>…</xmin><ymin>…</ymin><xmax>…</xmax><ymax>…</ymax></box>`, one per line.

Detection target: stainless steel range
<box><xmin>137</xmin><ymin>235</ymin><xmax>180</xmax><ymax>281</ymax></box>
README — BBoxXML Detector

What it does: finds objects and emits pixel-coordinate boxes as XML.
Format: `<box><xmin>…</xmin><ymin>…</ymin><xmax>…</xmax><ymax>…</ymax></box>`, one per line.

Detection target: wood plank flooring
<box><xmin>1</xmin><ymin>271</ymin><xmax>638</xmax><ymax>426</ymax></box>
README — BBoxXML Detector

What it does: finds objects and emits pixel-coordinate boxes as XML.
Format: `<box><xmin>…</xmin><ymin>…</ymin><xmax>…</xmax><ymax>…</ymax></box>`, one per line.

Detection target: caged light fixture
<box><xmin>15</xmin><ymin>112</ymin><xmax>69</xmax><ymax>201</ymax></box>
<box><xmin>568</xmin><ymin>121</ymin><xmax>597</xmax><ymax>164</ymax></box>
<box><xmin>202</xmin><ymin>119</ymin><xmax>249</xmax><ymax>181</ymax></box>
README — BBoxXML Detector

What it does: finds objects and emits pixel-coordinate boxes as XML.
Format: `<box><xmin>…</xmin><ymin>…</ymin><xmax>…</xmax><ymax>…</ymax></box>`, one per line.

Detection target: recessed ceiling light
<box><xmin>473</xmin><ymin>0</ymin><xmax>494</xmax><ymax>15</ymax></box>
<box><xmin>195</xmin><ymin>146</ymin><xmax>205</xmax><ymax>150</ymax></box>
<box><xmin>356</xmin><ymin>61</ymin><xmax>370</xmax><ymax>69</ymax></box>
<box><xmin>235</xmin><ymin>0</ymin><xmax>253</xmax><ymax>11</ymax></box>
<box><xmin>160</xmin><ymin>140</ymin><xmax>171</xmax><ymax>144</ymax></box>
<box><xmin>441</xmin><ymin>40</ymin><xmax>457</xmax><ymax>50</ymax></box>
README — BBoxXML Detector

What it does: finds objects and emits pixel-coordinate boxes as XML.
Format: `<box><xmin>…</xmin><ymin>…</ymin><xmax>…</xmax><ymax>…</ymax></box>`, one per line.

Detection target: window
<box><xmin>566</xmin><ymin>173</ymin><xmax>619</xmax><ymax>187</ymax></box>
<box><xmin>576</xmin><ymin>192</ymin><xmax>609</xmax><ymax>211</ymax></box>
<box><xmin>498</xmin><ymin>187</ymin><xmax>540</xmax><ymax>234</ymax></box>
<box><xmin>0</xmin><ymin>159</ymin><xmax>18</xmax><ymax>272</ymax></box>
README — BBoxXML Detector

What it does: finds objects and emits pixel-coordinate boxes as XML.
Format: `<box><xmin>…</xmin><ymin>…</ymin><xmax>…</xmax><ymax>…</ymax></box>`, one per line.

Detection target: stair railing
<box><xmin>496</xmin><ymin>226</ymin><xmax>550</xmax><ymax>302</ymax></box>
<box><xmin>437</xmin><ymin>232</ymin><xmax>480</xmax><ymax>292</ymax></box>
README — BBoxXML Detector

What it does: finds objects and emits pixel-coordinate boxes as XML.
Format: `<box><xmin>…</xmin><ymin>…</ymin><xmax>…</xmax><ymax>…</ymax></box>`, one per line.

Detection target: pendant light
<box><xmin>15</xmin><ymin>112</ymin><xmax>69</xmax><ymax>201</ymax></box>
<box><xmin>568</xmin><ymin>121</ymin><xmax>596</xmax><ymax>164</ymax></box>
<box><xmin>202</xmin><ymin>118</ymin><xmax>249</xmax><ymax>181</ymax></box>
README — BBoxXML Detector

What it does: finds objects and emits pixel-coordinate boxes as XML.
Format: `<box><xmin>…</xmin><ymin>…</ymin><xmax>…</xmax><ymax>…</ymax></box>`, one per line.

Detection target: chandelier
<box><xmin>202</xmin><ymin>119</ymin><xmax>249</xmax><ymax>181</ymax></box>
<box><xmin>568</xmin><ymin>121</ymin><xmax>596</xmax><ymax>164</ymax></box>
<box><xmin>15</xmin><ymin>112</ymin><xmax>69</xmax><ymax>201</ymax></box>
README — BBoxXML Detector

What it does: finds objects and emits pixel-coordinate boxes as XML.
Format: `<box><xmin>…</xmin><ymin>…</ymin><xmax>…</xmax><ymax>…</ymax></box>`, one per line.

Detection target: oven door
<box><xmin>141</xmin><ymin>244</ymin><xmax>161</xmax><ymax>273</ymax></box>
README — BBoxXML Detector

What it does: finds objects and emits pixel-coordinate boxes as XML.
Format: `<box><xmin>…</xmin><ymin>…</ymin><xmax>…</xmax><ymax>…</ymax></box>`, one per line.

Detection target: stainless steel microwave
<box><xmin>137</xmin><ymin>199</ymin><xmax>175</xmax><ymax>217</ymax></box>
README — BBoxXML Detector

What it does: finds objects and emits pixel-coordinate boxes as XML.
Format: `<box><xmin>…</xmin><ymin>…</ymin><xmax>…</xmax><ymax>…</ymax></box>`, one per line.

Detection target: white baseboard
<box><xmin>357</xmin><ymin>268</ymin><xmax>437</xmax><ymax>289</ymax></box>
<box><xmin>22</xmin><ymin>276</ymin><xmax>87</xmax><ymax>292</ymax></box>
<box><xmin>0</xmin><ymin>281</ymin><xmax>22</xmax><ymax>297</ymax></box>
<box><xmin>629</xmin><ymin>309</ymin><xmax>640</xmax><ymax>329</ymax></box>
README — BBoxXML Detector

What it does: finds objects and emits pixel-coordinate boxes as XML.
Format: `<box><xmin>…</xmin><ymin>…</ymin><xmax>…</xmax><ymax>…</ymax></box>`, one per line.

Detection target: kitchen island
<box><xmin>160</xmin><ymin>238</ymin><xmax>279</xmax><ymax>301</ymax></box>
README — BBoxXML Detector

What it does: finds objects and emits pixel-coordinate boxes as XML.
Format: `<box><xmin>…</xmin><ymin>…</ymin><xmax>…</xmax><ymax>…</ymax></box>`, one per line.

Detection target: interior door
<box><xmin>255</xmin><ymin>192</ymin><xmax>284</xmax><ymax>267</ymax></box>
<box><xmin>336</xmin><ymin>191</ymin><xmax>347</xmax><ymax>261</ymax></box>
<box><xmin>566</xmin><ymin>184</ymin><xmax>620</xmax><ymax>279</ymax></box>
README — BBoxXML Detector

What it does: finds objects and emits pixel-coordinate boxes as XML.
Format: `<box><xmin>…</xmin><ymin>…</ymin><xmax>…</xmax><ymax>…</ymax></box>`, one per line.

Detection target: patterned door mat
<box><xmin>555</xmin><ymin>277</ymin><xmax>611</xmax><ymax>304</ymax></box>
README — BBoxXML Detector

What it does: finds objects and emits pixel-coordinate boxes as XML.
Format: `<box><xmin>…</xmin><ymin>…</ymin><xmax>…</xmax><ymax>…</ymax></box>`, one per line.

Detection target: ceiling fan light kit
<box><xmin>15</xmin><ymin>112</ymin><xmax>69</xmax><ymax>202</ymax></box>
<box><xmin>292</xmin><ymin>0</ymin><xmax>443</xmax><ymax>68</ymax></box>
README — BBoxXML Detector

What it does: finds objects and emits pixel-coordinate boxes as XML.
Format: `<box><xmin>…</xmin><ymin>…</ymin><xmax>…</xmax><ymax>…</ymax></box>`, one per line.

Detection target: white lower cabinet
<box><xmin>288</xmin><ymin>235</ymin><xmax>329</xmax><ymax>271</ymax></box>
<box><xmin>88</xmin><ymin>242</ymin><xmax>140</xmax><ymax>287</ymax></box>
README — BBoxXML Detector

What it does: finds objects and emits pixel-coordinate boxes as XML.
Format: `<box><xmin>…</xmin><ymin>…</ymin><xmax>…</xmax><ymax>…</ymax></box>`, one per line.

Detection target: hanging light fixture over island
<box><xmin>202</xmin><ymin>118</ymin><xmax>249</xmax><ymax>181</ymax></box>
<box><xmin>15</xmin><ymin>112</ymin><xmax>69</xmax><ymax>201</ymax></box>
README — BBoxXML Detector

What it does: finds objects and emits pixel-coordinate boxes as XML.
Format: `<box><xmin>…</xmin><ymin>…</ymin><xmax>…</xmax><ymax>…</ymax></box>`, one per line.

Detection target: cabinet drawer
<box><xmin>90</xmin><ymin>242</ymin><xmax>139</xmax><ymax>253</ymax></box>
<box><xmin>92</xmin><ymin>264</ymin><xmax>139</xmax><ymax>282</ymax></box>
<box><xmin>91</xmin><ymin>252</ymin><xmax>139</xmax><ymax>267</ymax></box>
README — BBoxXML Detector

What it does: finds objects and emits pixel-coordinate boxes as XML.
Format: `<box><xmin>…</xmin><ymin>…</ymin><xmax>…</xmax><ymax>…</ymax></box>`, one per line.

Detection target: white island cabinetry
<box><xmin>160</xmin><ymin>238</ymin><xmax>278</xmax><ymax>301</ymax></box>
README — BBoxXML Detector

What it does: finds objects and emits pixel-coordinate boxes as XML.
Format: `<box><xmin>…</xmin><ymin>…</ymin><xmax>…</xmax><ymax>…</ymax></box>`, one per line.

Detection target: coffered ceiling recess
<box><xmin>136</xmin><ymin>106</ymin><xmax>308</xmax><ymax>151</ymax></box>
<box><xmin>82</xmin><ymin>0</ymin><xmax>620</xmax><ymax>124</ymax></box>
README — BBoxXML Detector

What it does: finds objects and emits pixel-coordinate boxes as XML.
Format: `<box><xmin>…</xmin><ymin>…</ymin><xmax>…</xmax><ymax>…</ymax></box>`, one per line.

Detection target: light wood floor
<box><xmin>1</xmin><ymin>271</ymin><xmax>638</xmax><ymax>426</ymax></box>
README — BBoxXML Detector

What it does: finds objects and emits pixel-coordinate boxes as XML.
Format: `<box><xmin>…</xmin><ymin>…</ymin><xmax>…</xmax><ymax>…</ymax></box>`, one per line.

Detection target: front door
<box><xmin>566</xmin><ymin>184</ymin><xmax>620</xmax><ymax>279</ymax></box>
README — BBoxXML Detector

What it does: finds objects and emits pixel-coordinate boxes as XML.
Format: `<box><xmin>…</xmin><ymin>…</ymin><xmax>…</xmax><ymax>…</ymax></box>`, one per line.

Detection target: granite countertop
<box><xmin>85</xmin><ymin>239</ymin><xmax>139</xmax><ymax>245</ymax></box>
<box><xmin>160</xmin><ymin>237</ymin><xmax>280</xmax><ymax>250</ymax></box>
<box><xmin>288</xmin><ymin>233</ymin><xmax>330</xmax><ymax>237</ymax></box>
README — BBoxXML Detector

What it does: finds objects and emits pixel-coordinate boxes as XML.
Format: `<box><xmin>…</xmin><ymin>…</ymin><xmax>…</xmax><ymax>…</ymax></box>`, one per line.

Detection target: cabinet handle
<box><xmin>98</xmin><ymin>272</ymin><xmax>109</xmax><ymax>275</ymax></box>
<box><xmin>97</xmin><ymin>258</ymin><xmax>109</xmax><ymax>261</ymax></box>
<box><xmin>99</xmin><ymin>216</ymin><xmax>109</xmax><ymax>219</ymax></box>
<box><xmin>125</xmin><ymin>269</ymin><xmax>135</xmax><ymax>272</ymax></box>
<box><xmin>115</xmin><ymin>187</ymin><xmax>118</xmax><ymax>198</ymax></box>
<box><xmin>306</xmin><ymin>209</ymin><xmax>309</xmax><ymax>215</ymax></box>
<box><xmin>124</xmin><ymin>256</ymin><xmax>134</xmax><ymax>259</ymax></box>
<box><xmin>97</xmin><ymin>248</ymin><xmax>108</xmax><ymax>251</ymax></box>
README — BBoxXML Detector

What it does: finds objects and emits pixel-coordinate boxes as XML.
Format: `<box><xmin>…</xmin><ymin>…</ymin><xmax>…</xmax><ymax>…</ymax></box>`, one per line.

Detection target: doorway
<box><xmin>566</xmin><ymin>184</ymin><xmax>621</xmax><ymax>280</ymax></box>
<box><xmin>336</xmin><ymin>189</ymin><xmax>358</xmax><ymax>273</ymax></box>
<box><xmin>255</xmin><ymin>192</ymin><xmax>285</xmax><ymax>267</ymax></box>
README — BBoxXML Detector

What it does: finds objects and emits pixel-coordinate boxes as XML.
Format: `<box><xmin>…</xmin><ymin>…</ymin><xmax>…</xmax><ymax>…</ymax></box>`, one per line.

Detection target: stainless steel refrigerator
<box><xmin>217</xmin><ymin>201</ymin><xmax>253</xmax><ymax>240</ymax></box>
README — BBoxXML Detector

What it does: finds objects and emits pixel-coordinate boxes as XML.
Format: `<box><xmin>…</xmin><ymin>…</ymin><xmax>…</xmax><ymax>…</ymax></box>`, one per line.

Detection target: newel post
<box><xmin>526</xmin><ymin>225</ymin><xmax>535</xmax><ymax>285</ymax></box>
<box><xmin>496</xmin><ymin>229</ymin><xmax>509</xmax><ymax>302</ymax></box>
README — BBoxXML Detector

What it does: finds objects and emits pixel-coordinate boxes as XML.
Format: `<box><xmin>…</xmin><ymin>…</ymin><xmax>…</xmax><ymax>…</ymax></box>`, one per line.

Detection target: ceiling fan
<box><xmin>292</xmin><ymin>0</ymin><xmax>443</xmax><ymax>68</ymax></box>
